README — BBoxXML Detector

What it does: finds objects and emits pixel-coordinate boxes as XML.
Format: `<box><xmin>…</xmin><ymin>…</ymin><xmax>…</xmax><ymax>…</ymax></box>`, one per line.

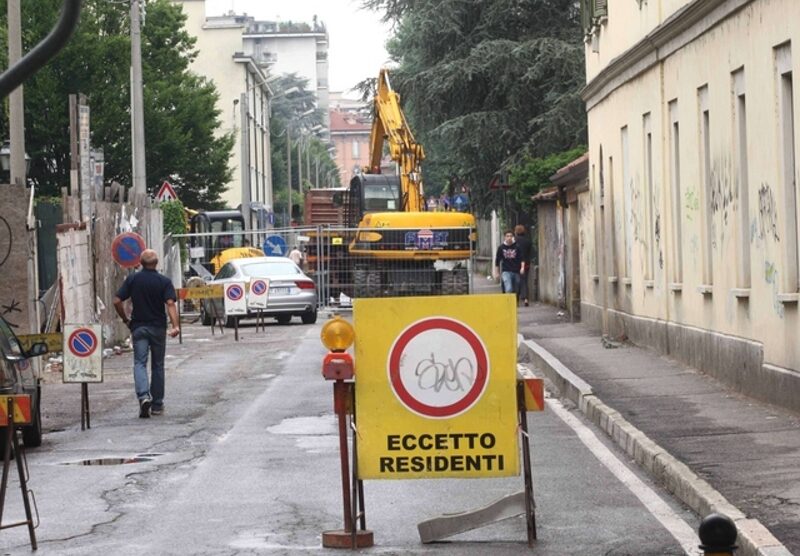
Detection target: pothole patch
<box><xmin>60</xmin><ymin>453</ymin><xmax>163</xmax><ymax>466</ymax></box>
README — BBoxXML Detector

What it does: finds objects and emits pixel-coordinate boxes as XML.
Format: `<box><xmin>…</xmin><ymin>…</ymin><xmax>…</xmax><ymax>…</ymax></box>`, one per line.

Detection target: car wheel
<box><xmin>276</xmin><ymin>314</ymin><xmax>292</xmax><ymax>325</ymax></box>
<box><xmin>200</xmin><ymin>302</ymin><xmax>212</xmax><ymax>326</ymax></box>
<box><xmin>22</xmin><ymin>388</ymin><xmax>42</xmax><ymax>448</ymax></box>
<box><xmin>353</xmin><ymin>269</ymin><xmax>367</xmax><ymax>298</ymax></box>
<box><xmin>301</xmin><ymin>308</ymin><xmax>318</xmax><ymax>325</ymax></box>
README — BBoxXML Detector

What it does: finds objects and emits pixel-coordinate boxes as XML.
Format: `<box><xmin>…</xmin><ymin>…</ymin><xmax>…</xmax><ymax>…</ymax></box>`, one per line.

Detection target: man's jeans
<box><xmin>501</xmin><ymin>271</ymin><xmax>520</xmax><ymax>296</ymax></box>
<box><xmin>132</xmin><ymin>325</ymin><xmax>166</xmax><ymax>408</ymax></box>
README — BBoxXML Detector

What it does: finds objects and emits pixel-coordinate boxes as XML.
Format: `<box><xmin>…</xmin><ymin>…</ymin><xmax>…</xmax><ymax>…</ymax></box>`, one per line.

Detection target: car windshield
<box><xmin>0</xmin><ymin>318</ymin><xmax>24</xmax><ymax>358</ymax></box>
<box><xmin>240</xmin><ymin>261</ymin><xmax>301</xmax><ymax>277</ymax></box>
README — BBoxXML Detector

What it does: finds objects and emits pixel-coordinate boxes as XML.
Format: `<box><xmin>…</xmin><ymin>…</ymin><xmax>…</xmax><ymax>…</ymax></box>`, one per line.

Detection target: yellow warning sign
<box><xmin>354</xmin><ymin>294</ymin><xmax>518</xmax><ymax>480</ymax></box>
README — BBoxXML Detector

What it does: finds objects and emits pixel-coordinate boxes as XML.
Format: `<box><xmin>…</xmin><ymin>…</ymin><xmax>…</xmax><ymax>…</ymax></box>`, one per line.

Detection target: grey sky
<box><xmin>205</xmin><ymin>0</ymin><xmax>393</xmax><ymax>96</ymax></box>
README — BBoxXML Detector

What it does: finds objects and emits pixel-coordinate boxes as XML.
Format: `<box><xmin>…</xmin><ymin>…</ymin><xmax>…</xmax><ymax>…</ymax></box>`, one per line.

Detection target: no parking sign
<box><xmin>248</xmin><ymin>278</ymin><xmax>270</xmax><ymax>309</ymax></box>
<box><xmin>63</xmin><ymin>323</ymin><xmax>103</xmax><ymax>383</ymax></box>
<box><xmin>224</xmin><ymin>282</ymin><xmax>247</xmax><ymax>315</ymax></box>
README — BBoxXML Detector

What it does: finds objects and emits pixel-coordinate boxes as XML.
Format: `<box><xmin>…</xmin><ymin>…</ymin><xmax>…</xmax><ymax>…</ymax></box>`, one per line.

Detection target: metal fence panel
<box><xmin>174</xmin><ymin>225</ymin><xmax>476</xmax><ymax>310</ymax></box>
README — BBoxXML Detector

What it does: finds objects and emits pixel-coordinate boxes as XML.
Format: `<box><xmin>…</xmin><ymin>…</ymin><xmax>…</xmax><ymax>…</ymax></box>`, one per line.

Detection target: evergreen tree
<box><xmin>362</xmin><ymin>0</ymin><xmax>587</xmax><ymax>216</ymax></box>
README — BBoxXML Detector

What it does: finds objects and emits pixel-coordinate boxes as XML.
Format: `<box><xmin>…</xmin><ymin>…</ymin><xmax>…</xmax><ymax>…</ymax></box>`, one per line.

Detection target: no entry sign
<box><xmin>111</xmin><ymin>232</ymin><xmax>146</xmax><ymax>268</ymax></box>
<box><xmin>354</xmin><ymin>294</ymin><xmax>518</xmax><ymax>480</ymax></box>
<box><xmin>248</xmin><ymin>278</ymin><xmax>270</xmax><ymax>309</ymax></box>
<box><xmin>63</xmin><ymin>323</ymin><xmax>103</xmax><ymax>383</ymax></box>
<box><xmin>224</xmin><ymin>282</ymin><xmax>247</xmax><ymax>315</ymax></box>
<box><xmin>388</xmin><ymin>317</ymin><xmax>489</xmax><ymax>419</ymax></box>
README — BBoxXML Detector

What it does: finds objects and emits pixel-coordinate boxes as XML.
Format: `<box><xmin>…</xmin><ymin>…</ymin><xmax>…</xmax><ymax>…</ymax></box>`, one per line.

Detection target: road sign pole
<box><xmin>80</xmin><ymin>383</ymin><xmax>91</xmax><ymax>431</ymax></box>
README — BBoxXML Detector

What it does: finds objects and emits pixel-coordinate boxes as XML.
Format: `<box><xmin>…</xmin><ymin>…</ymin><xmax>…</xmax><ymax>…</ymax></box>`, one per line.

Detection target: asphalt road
<box><xmin>1</xmin><ymin>315</ymin><xmax>700</xmax><ymax>555</ymax></box>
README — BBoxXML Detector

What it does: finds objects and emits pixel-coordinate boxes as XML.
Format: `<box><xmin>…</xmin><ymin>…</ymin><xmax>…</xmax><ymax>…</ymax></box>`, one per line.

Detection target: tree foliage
<box><xmin>268</xmin><ymin>74</ymin><xmax>341</xmax><ymax>226</ymax></box>
<box><xmin>510</xmin><ymin>146</ymin><xmax>586</xmax><ymax>211</ymax></box>
<box><xmin>362</xmin><ymin>0</ymin><xmax>587</xmax><ymax>217</ymax></box>
<box><xmin>0</xmin><ymin>0</ymin><xmax>233</xmax><ymax>208</ymax></box>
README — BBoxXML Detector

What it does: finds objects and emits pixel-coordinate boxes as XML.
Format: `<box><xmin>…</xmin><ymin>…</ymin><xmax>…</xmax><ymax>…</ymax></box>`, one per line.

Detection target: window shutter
<box><xmin>594</xmin><ymin>0</ymin><xmax>608</xmax><ymax>17</ymax></box>
<box><xmin>581</xmin><ymin>0</ymin><xmax>594</xmax><ymax>32</ymax></box>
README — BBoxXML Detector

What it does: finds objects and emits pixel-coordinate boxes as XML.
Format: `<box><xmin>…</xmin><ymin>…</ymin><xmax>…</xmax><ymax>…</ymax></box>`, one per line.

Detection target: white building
<box><xmin>174</xmin><ymin>0</ymin><xmax>274</xmax><ymax>227</ymax></box>
<box><xmin>243</xmin><ymin>18</ymin><xmax>331</xmax><ymax>138</ymax></box>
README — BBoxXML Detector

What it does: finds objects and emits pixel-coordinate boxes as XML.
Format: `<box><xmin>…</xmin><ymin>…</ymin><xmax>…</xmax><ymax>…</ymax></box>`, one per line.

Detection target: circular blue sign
<box><xmin>227</xmin><ymin>285</ymin><xmax>244</xmax><ymax>301</ymax></box>
<box><xmin>263</xmin><ymin>235</ymin><xmax>288</xmax><ymax>257</ymax></box>
<box><xmin>68</xmin><ymin>328</ymin><xmax>98</xmax><ymax>357</ymax></box>
<box><xmin>251</xmin><ymin>279</ymin><xmax>268</xmax><ymax>296</ymax></box>
<box><xmin>111</xmin><ymin>232</ymin><xmax>146</xmax><ymax>268</ymax></box>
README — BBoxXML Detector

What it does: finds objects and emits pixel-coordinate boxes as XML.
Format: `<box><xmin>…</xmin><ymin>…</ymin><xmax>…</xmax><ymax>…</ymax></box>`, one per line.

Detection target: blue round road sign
<box><xmin>251</xmin><ymin>279</ymin><xmax>268</xmax><ymax>296</ymax></box>
<box><xmin>68</xmin><ymin>328</ymin><xmax>98</xmax><ymax>358</ymax></box>
<box><xmin>263</xmin><ymin>235</ymin><xmax>287</xmax><ymax>257</ymax></box>
<box><xmin>226</xmin><ymin>284</ymin><xmax>244</xmax><ymax>301</ymax></box>
<box><xmin>111</xmin><ymin>232</ymin><xmax>146</xmax><ymax>268</ymax></box>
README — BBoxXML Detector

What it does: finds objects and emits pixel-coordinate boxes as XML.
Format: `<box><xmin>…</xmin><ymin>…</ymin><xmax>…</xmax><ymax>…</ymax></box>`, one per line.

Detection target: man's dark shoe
<box><xmin>139</xmin><ymin>399</ymin><xmax>151</xmax><ymax>418</ymax></box>
<box><xmin>151</xmin><ymin>406</ymin><xmax>164</xmax><ymax>416</ymax></box>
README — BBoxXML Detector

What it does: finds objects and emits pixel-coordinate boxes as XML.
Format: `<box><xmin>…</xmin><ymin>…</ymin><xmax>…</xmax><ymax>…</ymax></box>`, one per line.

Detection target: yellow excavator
<box><xmin>346</xmin><ymin>69</ymin><xmax>476</xmax><ymax>296</ymax></box>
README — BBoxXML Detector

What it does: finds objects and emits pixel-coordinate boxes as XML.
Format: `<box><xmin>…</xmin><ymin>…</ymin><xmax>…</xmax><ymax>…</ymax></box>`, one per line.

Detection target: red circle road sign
<box><xmin>251</xmin><ymin>279</ymin><xmax>268</xmax><ymax>296</ymax></box>
<box><xmin>111</xmin><ymin>232</ymin><xmax>146</xmax><ymax>268</ymax></box>
<box><xmin>68</xmin><ymin>328</ymin><xmax>99</xmax><ymax>358</ymax></box>
<box><xmin>387</xmin><ymin>317</ymin><xmax>489</xmax><ymax>419</ymax></box>
<box><xmin>226</xmin><ymin>284</ymin><xmax>244</xmax><ymax>301</ymax></box>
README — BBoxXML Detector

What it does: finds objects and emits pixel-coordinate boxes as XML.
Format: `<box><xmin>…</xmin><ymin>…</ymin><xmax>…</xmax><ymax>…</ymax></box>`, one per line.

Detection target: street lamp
<box><xmin>0</xmin><ymin>139</ymin><xmax>31</xmax><ymax>176</ymax></box>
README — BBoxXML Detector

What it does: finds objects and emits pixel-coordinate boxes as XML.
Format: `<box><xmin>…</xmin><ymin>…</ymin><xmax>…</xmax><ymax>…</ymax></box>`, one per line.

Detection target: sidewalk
<box><xmin>516</xmin><ymin>302</ymin><xmax>798</xmax><ymax>556</ymax></box>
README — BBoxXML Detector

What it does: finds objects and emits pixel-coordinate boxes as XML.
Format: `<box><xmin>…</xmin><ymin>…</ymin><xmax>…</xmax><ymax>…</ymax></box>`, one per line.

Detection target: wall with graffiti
<box><xmin>0</xmin><ymin>185</ymin><xmax>33</xmax><ymax>333</ymax></box>
<box><xmin>581</xmin><ymin>0</ymin><xmax>800</xmax><ymax>384</ymax></box>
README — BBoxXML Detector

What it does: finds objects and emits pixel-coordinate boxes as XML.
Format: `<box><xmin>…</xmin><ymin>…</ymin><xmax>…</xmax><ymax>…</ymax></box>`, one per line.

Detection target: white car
<box><xmin>200</xmin><ymin>257</ymin><xmax>318</xmax><ymax>326</ymax></box>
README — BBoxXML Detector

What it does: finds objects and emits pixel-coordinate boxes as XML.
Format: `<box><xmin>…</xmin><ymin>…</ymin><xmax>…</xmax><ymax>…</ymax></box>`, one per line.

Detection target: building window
<box><xmin>621</xmin><ymin>126</ymin><xmax>632</xmax><ymax>279</ymax></box>
<box><xmin>698</xmin><ymin>85</ymin><xmax>713</xmax><ymax>286</ymax></box>
<box><xmin>776</xmin><ymin>44</ymin><xmax>799</xmax><ymax>292</ymax></box>
<box><xmin>669</xmin><ymin>100</ymin><xmax>682</xmax><ymax>284</ymax></box>
<box><xmin>352</xmin><ymin>140</ymin><xmax>360</xmax><ymax>159</ymax></box>
<box><xmin>607</xmin><ymin>155</ymin><xmax>617</xmax><ymax>279</ymax></box>
<box><xmin>732</xmin><ymin>69</ymin><xmax>750</xmax><ymax>289</ymax></box>
<box><xmin>643</xmin><ymin>112</ymin><xmax>654</xmax><ymax>281</ymax></box>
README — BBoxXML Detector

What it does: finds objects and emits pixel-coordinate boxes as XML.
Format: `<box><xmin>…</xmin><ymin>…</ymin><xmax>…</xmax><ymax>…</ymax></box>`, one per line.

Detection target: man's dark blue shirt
<box><xmin>115</xmin><ymin>269</ymin><xmax>177</xmax><ymax>330</ymax></box>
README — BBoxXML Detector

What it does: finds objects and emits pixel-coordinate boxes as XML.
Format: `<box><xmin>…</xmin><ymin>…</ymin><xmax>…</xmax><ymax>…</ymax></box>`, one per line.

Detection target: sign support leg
<box><xmin>234</xmin><ymin>316</ymin><xmax>239</xmax><ymax>342</ymax></box>
<box><xmin>178</xmin><ymin>301</ymin><xmax>183</xmax><ymax>345</ymax></box>
<box><xmin>321</xmin><ymin>381</ymin><xmax>373</xmax><ymax>549</ymax></box>
<box><xmin>0</xmin><ymin>397</ymin><xmax>38</xmax><ymax>550</ymax></box>
<box><xmin>517</xmin><ymin>382</ymin><xmax>537</xmax><ymax>545</ymax></box>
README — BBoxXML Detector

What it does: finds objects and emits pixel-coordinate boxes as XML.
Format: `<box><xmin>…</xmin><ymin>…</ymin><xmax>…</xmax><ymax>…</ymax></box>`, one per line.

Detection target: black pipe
<box><xmin>0</xmin><ymin>0</ymin><xmax>82</xmax><ymax>100</ymax></box>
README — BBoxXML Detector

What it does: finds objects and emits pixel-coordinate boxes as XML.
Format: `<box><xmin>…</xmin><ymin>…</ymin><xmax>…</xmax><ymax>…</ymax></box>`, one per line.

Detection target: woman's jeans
<box><xmin>132</xmin><ymin>325</ymin><xmax>166</xmax><ymax>407</ymax></box>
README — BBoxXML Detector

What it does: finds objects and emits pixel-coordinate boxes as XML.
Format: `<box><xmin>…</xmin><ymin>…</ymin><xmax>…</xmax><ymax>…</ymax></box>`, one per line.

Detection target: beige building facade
<box><xmin>581</xmin><ymin>0</ymin><xmax>800</xmax><ymax>411</ymax></box>
<box><xmin>174</xmin><ymin>1</ymin><xmax>273</xmax><ymax>226</ymax></box>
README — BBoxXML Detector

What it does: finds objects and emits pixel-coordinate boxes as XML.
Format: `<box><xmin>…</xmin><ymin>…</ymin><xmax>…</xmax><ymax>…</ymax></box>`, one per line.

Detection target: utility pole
<box><xmin>130</xmin><ymin>0</ymin><xmax>147</xmax><ymax>197</ymax></box>
<box><xmin>286</xmin><ymin>126</ymin><xmax>292</xmax><ymax>226</ymax></box>
<box><xmin>297</xmin><ymin>134</ymin><xmax>303</xmax><ymax>221</ymax></box>
<box><xmin>240</xmin><ymin>93</ymin><xmax>251</xmax><ymax>230</ymax></box>
<box><xmin>8</xmin><ymin>0</ymin><xmax>25</xmax><ymax>186</ymax></box>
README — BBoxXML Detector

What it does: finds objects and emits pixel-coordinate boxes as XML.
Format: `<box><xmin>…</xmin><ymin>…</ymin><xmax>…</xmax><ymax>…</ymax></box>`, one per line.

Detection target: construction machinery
<box><xmin>346</xmin><ymin>69</ymin><xmax>476</xmax><ymax>297</ymax></box>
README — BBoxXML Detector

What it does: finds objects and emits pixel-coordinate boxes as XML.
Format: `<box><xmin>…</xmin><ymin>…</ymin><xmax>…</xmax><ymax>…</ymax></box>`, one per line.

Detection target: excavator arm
<box><xmin>368</xmin><ymin>69</ymin><xmax>425</xmax><ymax>212</ymax></box>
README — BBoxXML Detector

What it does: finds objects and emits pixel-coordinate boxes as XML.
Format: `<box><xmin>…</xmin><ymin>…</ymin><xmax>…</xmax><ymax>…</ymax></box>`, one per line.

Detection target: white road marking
<box><xmin>547</xmin><ymin>398</ymin><xmax>701</xmax><ymax>555</ymax></box>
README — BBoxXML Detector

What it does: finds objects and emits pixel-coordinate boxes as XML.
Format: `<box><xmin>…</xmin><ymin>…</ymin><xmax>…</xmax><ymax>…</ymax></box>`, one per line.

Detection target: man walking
<box><xmin>494</xmin><ymin>230</ymin><xmax>524</xmax><ymax>299</ymax></box>
<box><xmin>113</xmin><ymin>249</ymin><xmax>180</xmax><ymax>418</ymax></box>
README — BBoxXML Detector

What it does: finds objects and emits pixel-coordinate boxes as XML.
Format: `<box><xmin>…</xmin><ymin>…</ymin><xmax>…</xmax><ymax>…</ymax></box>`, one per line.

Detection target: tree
<box><xmin>268</xmin><ymin>74</ymin><xmax>340</xmax><ymax>225</ymax></box>
<box><xmin>361</xmin><ymin>0</ymin><xmax>587</xmax><ymax>217</ymax></box>
<box><xmin>0</xmin><ymin>0</ymin><xmax>233</xmax><ymax>208</ymax></box>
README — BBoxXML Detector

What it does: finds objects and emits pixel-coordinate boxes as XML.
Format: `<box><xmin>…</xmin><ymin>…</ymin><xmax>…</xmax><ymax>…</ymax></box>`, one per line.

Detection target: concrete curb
<box><xmin>517</xmin><ymin>335</ymin><xmax>792</xmax><ymax>556</ymax></box>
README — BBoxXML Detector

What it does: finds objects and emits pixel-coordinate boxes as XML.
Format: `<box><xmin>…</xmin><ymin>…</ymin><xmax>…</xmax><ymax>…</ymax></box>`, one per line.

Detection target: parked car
<box><xmin>200</xmin><ymin>256</ymin><xmax>318</xmax><ymax>326</ymax></box>
<box><xmin>0</xmin><ymin>316</ymin><xmax>48</xmax><ymax>448</ymax></box>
